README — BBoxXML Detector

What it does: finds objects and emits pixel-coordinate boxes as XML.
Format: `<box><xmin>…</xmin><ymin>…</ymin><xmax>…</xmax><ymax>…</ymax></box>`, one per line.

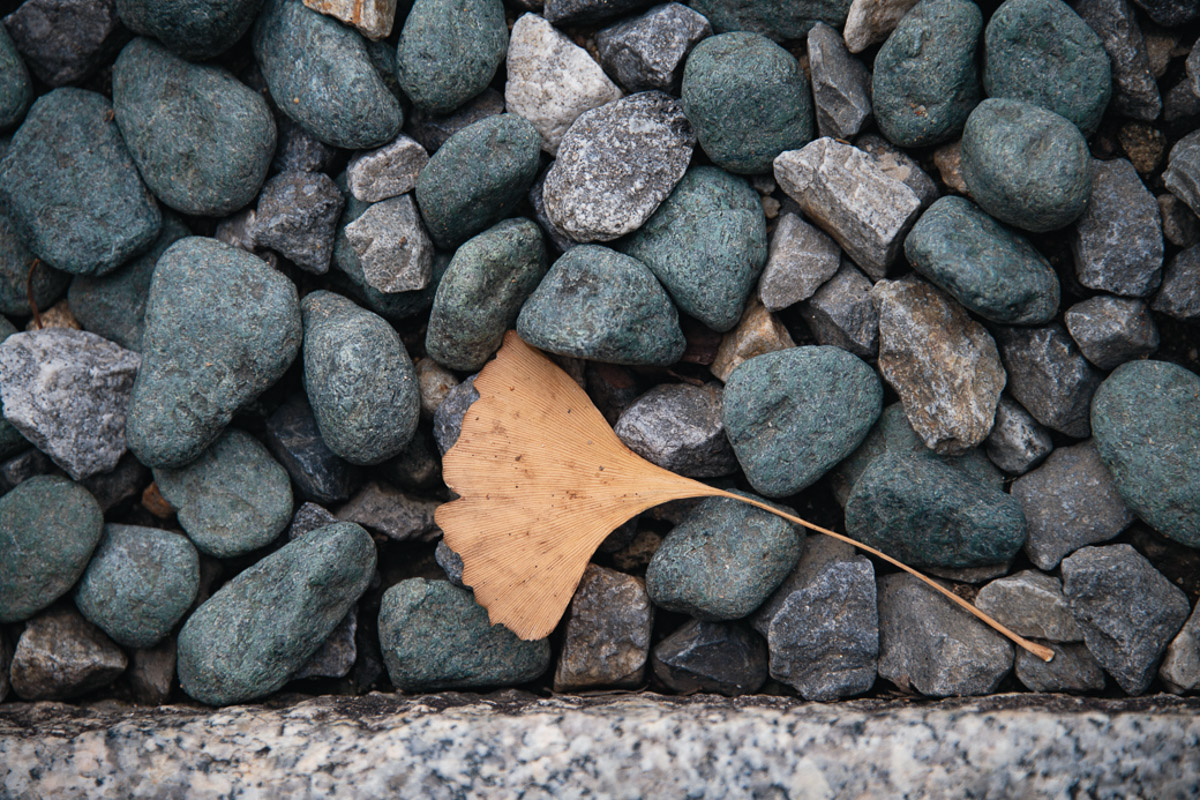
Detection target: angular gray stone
<box><xmin>1071</xmin><ymin>159</ymin><xmax>1164</xmax><ymax>298</ymax></box>
<box><xmin>651</xmin><ymin>620</ymin><xmax>767</xmax><ymax>696</ymax></box>
<box><xmin>1159</xmin><ymin>193</ymin><xmax>1200</xmax><ymax>249</ymax></box>
<box><xmin>553</xmin><ymin>565</ymin><xmax>653</xmax><ymax>691</ymax></box>
<box><xmin>751</xmin><ymin>535</ymin><xmax>856</xmax><ymax>635</ymax></box>
<box><xmin>595</xmin><ymin>3</ymin><xmax>711</xmax><ymax>94</ymax></box>
<box><xmin>614</xmin><ymin>382</ymin><xmax>737</xmax><ymax>478</ymax></box>
<box><xmin>336</xmin><ymin>481</ymin><xmax>440</xmax><ymax>542</ymax></box>
<box><xmin>1153</xmin><ymin>244</ymin><xmax>1200</xmax><ymax>322</ymax></box>
<box><xmin>1160</xmin><ymin>603</ymin><xmax>1200</xmax><ymax>694</ymax></box>
<box><xmin>294</xmin><ymin>605</ymin><xmax>358</xmax><ymax>681</ymax></box>
<box><xmin>1015</xmin><ymin>641</ymin><xmax>1107</xmax><ymax>693</ymax></box>
<box><xmin>264</xmin><ymin>395</ymin><xmax>358</xmax><ymax>505</ymax></box>
<box><xmin>1063</xmin><ymin>296</ymin><xmax>1159</xmax><ymax>371</ymax></box>
<box><xmin>975</xmin><ymin>570</ymin><xmax>1084</xmax><ymax>642</ymax></box>
<box><xmin>346</xmin><ymin>134</ymin><xmax>429</xmax><ymax>203</ymax></box>
<box><xmin>774</xmin><ymin>138</ymin><xmax>922</xmax><ymax>280</ymax></box>
<box><xmin>872</xmin><ymin>277</ymin><xmax>1005</xmax><ymax>455</ymax></box>
<box><xmin>994</xmin><ymin>324</ymin><xmax>1102</xmax><ymax>439</ymax></box>
<box><xmin>543</xmin><ymin>92</ymin><xmax>694</xmax><ymax>242</ymax></box>
<box><xmin>855</xmin><ymin>134</ymin><xmax>940</xmax><ymax>209</ymax></box>
<box><xmin>1075</xmin><ymin>0</ymin><xmax>1161</xmax><ymax>121</ymax></box>
<box><xmin>798</xmin><ymin>259</ymin><xmax>878</xmax><ymax>358</ymax></box>
<box><xmin>254</xmin><ymin>171</ymin><xmax>346</xmax><ymax>275</ymax></box>
<box><xmin>757</xmin><ymin>210</ymin><xmax>841</xmax><ymax>311</ymax></box>
<box><xmin>9</xmin><ymin>607</ymin><xmax>127</xmax><ymax>701</ymax></box>
<box><xmin>406</xmin><ymin>87</ymin><xmax>505</xmax><ymax>154</ymax></box>
<box><xmin>876</xmin><ymin>573</ymin><xmax>1013</xmax><ymax>697</ymax></box>
<box><xmin>346</xmin><ymin>195</ymin><xmax>434</xmax><ymax>294</ymax></box>
<box><xmin>272</xmin><ymin>115</ymin><xmax>339</xmax><ymax>175</ymax></box>
<box><xmin>288</xmin><ymin>501</ymin><xmax>338</xmax><ymax>540</ymax></box>
<box><xmin>1162</xmin><ymin>131</ymin><xmax>1200</xmax><ymax>218</ymax></box>
<box><xmin>435</xmin><ymin>539</ymin><xmax>466</xmax><ymax>587</ymax></box>
<box><xmin>1061</xmin><ymin>544</ymin><xmax>1189</xmax><ymax>695</ymax></box>
<box><xmin>3</xmin><ymin>0</ymin><xmax>125</xmax><ymax>86</ymax></box>
<box><xmin>127</xmin><ymin>638</ymin><xmax>176</xmax><ymax>705</ymax></box>
<box><xmin>984</xmin><ymin>395</ymin><xmax>1053</xmax><ymax>475</ymax></box>
<box><xmin>843</xmin><ymin>0</ymin><xmax>921</xmax><ymax>53</ymax></box>
<box><xmin>414</xmin><ymin>357</ymin><xmax>458</xmax><ymax>418</ymax></box>
<box><xmin>807</xmin><ymin>22</ymin><xmax>871</xmax><ymax>140</ymax></box>
<box><xmin>432</xmin><ymin>375</ymin><xmax>478</xmax><ymax>455</ymax></box>
<box><xmin>0</xmin><ymin>328</ymin><xmax>139</xmax><ymax>480</ymax></box>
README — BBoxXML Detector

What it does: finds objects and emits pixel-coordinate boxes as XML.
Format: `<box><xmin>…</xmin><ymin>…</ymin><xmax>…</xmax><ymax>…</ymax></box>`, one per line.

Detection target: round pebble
<box><xmin>397</xmin><ymin>0</ymin><xmax>508</xmax><ymax>114</ymax></box>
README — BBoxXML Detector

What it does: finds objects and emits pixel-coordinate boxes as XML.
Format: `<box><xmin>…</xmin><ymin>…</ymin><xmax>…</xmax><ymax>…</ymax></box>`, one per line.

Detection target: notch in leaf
<box><xmin>436</xmin><ymin>331</ymin><xmax>1053</xmax><ymax>662</ymax></box>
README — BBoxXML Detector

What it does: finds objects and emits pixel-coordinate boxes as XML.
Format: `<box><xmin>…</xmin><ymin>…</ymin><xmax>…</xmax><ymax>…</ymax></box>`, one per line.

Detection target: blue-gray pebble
<box><xmin>686</xmin><ymin>0</ymin><xmax>851</xmax><ymax>41</ymax></box>
<box><xmin>960</xmin><ymin>98</ymin><xmax>1092</xmax><ymax>233</ymax></box>
<box><xmin>904</xmin><ymin>196</ymin><xmax>1059</xmax><ymax>325</ymax></box>
<box><xmin>415</xmin><ymin>113</ymin><xmax>543</xmax><ymax>249</ymax></box>
<box><xmin>117</xmin><ymin>0</ymin><xmax>266</xmax><ymax>60</ymax></box>
<box><xmin>872</xmin><ymin>0</ymin><xmax>982</xmax><ymax>147</ymax></box>
<box><xmin>681</xmin><ymin>32</ymin><xmax>813</xmax><ymax>174</ymax></box>
<box><xmin>113</xmin><ymin>38</ymin><xmax>276</xmax><ymax>217</ymax></box>
<box><xmin>0</xmin><ymin>88</ymin><xmax>161</xmax><ymax>276</ymax></box>
<box><xmin>0</xmin><ymin>476</ymin><xmax>103</xmax><ymax>623</ymax></box>
<box><xmin>0</xmin><ymin>26</ymin><xmax>32</xmax><ymax>130</ymax></box>
<box><xmin>619</xmin><ymin>166</ymin><xmax>767</xmax><ymax>332</ymax></box>
<box><xmin>253</xmin><ymin>0</ymin><xmax>403</xmax><ymax>149</ymax></box>
<box><xmin>378</xmin><ymin>578</ymin><xmax>551</xmax><ymax>691</ymax></box>
<box><xmin>153</xmin><ymin>429</ymin><xmax>294</xmax><ymax>559</ymax></box>
<box><xmin>984</xmin><ymin>0</ymin><xmax>1112</xmax><ymax>135</ymax></box>
<box><xmin>396</xmin><ymin>0</ymin><xmax>508</xmax><ymax>114</ymax></box>
<box><xmin>177</xmin><ymin>521</ymin><xmax>376</xmax><ymax>705</ymax></box>
<box><xmin>302</xmin><ymin>291</ymin><xmax>420</xmax><ymax>465</ymax></box>
<box><xmin>1091</xmin><ymin>360</ymin><xmax>1200</xmax><ymax>549</ymax></box>
<box><xmin>517</xmin><ymin>245</ymin><xmax>687</xmax><ymax>366</ymax></box>
<box><xmin>74</xmin><ymin>525</ymin><xmax>200</xmax><ymax>648</ymax></box>
<box><xmin>723</xmin><ymin>346</ymin><xmax>883</xmax><ymax>498</ymax></box>
<box><xmin>0</xmin><ymin>213</ymin><xmax>68</xmax><ymax>317</ymax></box>
<box><xmin>426</xmin><ymin>218</ymin><xmax>547</xmax><ymax>371</ymax></box>
<box><xmin>647</xmin><ymin>494</ymin><xmax>802</xmax><ymax>620</ymax></box>
<box><xmin>126</xmin><ymin>236</ymin><xmax>302</xmax><ymax>469</ymax></box>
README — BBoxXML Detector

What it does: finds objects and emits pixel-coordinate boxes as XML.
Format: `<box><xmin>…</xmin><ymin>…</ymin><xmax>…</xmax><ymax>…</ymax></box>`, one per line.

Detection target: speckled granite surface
<box><xmin>2</xmin><ymin>692</ymin><xmax>1198</xmax><ymax>798</ymax></box>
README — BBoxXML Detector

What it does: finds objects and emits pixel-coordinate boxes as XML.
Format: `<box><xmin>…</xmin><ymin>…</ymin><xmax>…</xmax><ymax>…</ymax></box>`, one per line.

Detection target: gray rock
<box><xmin>9</xmin><ymin>607</ymin><xmax>127</xmax><ymax>701</ymax></box>
<box><xmin>543</xmin><ymin>0</ymin><xmax>655</xmax><ymax>22</ymax></box>
<box><xmin>975</xmin><ymin>570</ymin><xmax>1084</xmax><ymax>642</ymax></box>
<box><xmin>797</xmin><ymin>259</ymin><xmax>878</xmax><ymax>358</ymax></box>
<box><xmin>553</xmin><ymin>565</ymin><xmax>653</xmax><ymax>691</ymax></box>
<box><xmin>994</xmin><ymin>324</ymin><xmax>1102</xmax><ymax>439</ymax></box>
<box><xmin>414</xmin><ymin>358</ymin><xmax>458</xmax><ymax>419</ymax></box>
<box><xmin>78</xmin><ymin>452</ymin><xmax>148</xmax><ymax>513</ymax></box>
<box><xmin>751</xmin><ymin>535</ymin><xmax>856</xmax><ymax>635</ymax></box>
<box><xmin>1163</xmin><ymin>130</ymin><xmax>1200</xmax><ymax>218</ymax></box>
<box><xmin>153</xmin><ymin>429</ymin><xmax>294</xmax><ymax>559</ymax></box>
<box><xmin>923</xmin><ymin>562</ymin><xmax>1012</xmax><ymax>585</ymax></box>
<box><xmin>288</xmin><ymin>501</ymin><xmax>338</xmax><ymax>540</ymax></box>
<box><xmin>528</xmin><ymin>168</ymin><xmax>577</xmax><ymax>253</ymax></box>
<box><xmin>1075</xmin><ymin>0</ymin><xmax>1161</xmax><ymax>121</ymax></box>
<box><xmin>774</xmin><ymin>138</ymin><xmax>922</xmax><ymax>280</ymax></box>
<box><xmin>1158</xmin><ymin>193</ymin><xmax>1200</xmax><ymax>249</ymax></box>
<box><xmin>1131</xmin><ymin>0</ymin><xmax>1198</xmax><ymax>26</ymax></box>
<box><xmin>272</xmin><ymin>115</ymin><xmax>339</xmax><ymax>175</ymax></box>
<box><xmin>1160</xmin><ymin>603</ymin><xmax>1200</xmax><ymax>694</ymax></box>
<box><xmin>434</xmin><ymin>539</ymin><xmax>466</xmax><ymax>587</ymax></box>
<box><xmin>543</xmin><ymin>92</ymin><xmax>694</xmax><ymax>242</ymax></box>
<box><xmin>127</xmin><ymin>638</ymin><xmax>176</xmax><ymax>705</ymax></box>
<box><xmin>406</xmin><ymin>88</ymin><xmax>504</xmax><ymax>154</ymax></box>
<box><xmin>614</xmin><ymin>382</ymin><xmax>737</xmax><ymax>478</ymax></box>
<box><xmin>876</xmin><ymin>573</ymin><xmax>1013</xmax><ymax>697</ymax></box>
<box><xmin>1063</xmin><ymin>296</ymin><xmax>1159</xmax><ymax>370</ymax></box>
<box><xmin>1015</xmin><ymin>641</ymin><xmax>1107</xmax><ymax>693</ymax></box>
<box><xmin>1071</xmin><ymin>159</ymin><xmax>1163</xmax><ymax>298</ymax></box>
<box><xmin>872</xmin><ymin>277</ymin><xmax>1005</xmax><ymax>455</ymax></box>
<box><xmin>294</xmin><ymin>605</ymin><xmax>358</xmax><ymax>680</ymax></box>
<box><xmin>984</xmin><ymin>395</ymin><xmax>1053</xmax><ymax>475</ymax></box>
<box><xmin>843</xmin><ymin>0</ymin><xmax>921</xmax><ymax>53</ymax></box>
<box><xmin>254</xmin><ymin>171</ymin><xmax>345</xmax><ymax>275</ymax></box>
<box><xmin>336</xmin><ymin>481</ymin><xmax>439</xmax><ymax>542</ymax></box>
<box><xmin>0</xmin><ymin>328</ymin><xmax>139</xmax><ymax>479</ymax></box>
<box><xmin>651</xmin><ymin>620</ymin><xmax>767</xmax><ymax>696</ymax></box>
<box><xmin>1062</xmin><ymin>544</ymin><xmax>1190</xmax><ymax>695</ymax></box>
<box><xmin>264</xmin><ymin>395</ymin><xmax>358</xmax><ymax>505</ymax></box>
<box><xmin>432</xmin><ymin>375</ymin><xmax>478</xmax><ymax>455</ymax></box>
<box><xmin>855</xmin><ymin>134</ymin><xmax>940</xmax><ymax>209</ymax></box>
<box><xmin>757</xmin><ymin>211</ymin><xmax>841</xmax><ymax>311</ymax></box>
<box><xmin>3</xmin><ymin>0</ymin><xmax>126</xmax><ymax>86</ymax></box>
<box><xmin>807</xmin><ymin>22</ymin><xmax>871</xmax><ymax>140</ymax></box>
<box><xmin>595</xmin><ymin>3</ymin><xmax>711</xmax><ymax>94</ymax></box>
<box><xmin>0</xmin><ymin>448</ymin><xmax>55</xmax><ymax>495</ymax></box>
<box><xmin>767</xmin><ymin>557</ymin><xmax>878</xmax><ymax>700</ymax></box>
<box><xmin>213</xmin><ymin>208</ymin><xmax>258</xmax><ymax>253</ymax></box>
<box><xmin>1153</xmin><ymin>244</ymin><xmax>1200</xmax><ymax>321</ymax></box>
<box><xmin>346</xmin><ymin>134</ymin><xmax>429</xmax><ymax>203</ymax></box>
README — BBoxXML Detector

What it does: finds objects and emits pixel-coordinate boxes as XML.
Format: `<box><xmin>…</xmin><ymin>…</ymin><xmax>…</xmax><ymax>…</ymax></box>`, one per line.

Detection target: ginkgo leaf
<box><xmin>436</xmin><ymin>331</ymin><xmax>1054</xmax><ymax>662</ymax></box>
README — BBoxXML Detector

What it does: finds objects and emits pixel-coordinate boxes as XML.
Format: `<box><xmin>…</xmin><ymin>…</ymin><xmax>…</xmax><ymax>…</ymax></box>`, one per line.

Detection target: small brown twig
<box><xmin>26</xmin><ymin>258</ymin><xmax>43</xmax><ymax>330</ymax></box>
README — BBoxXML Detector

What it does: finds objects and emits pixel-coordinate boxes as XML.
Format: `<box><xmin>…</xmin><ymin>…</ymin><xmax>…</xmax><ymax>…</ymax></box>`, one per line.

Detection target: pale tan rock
<box><xmin>933</xmin><ymin>140</ymin><xmax>968</xmax><ymax>195</ymax></box>
<box><xmin>24</xmin><ymin>299</ymin><xmax>80</xmax><ymax>331</ymax></box>
<box><xmin>415</xmin><ymin>357</ymin><xmax>458</xmax><ymax>418</ymax></box>
<box><xmin>303</xmin><ymin>0</ymin><xmax>397</xmax><ymax>39</ymax></box>
<box><xmin>710</xmin><ymin>299</ymin><xmax>795</xmax><ymax>382</ymax></box>
<box><xmin>843</xmin><ymin>0</ymin><xmax>921</xmax><ymax>53</ymax></box>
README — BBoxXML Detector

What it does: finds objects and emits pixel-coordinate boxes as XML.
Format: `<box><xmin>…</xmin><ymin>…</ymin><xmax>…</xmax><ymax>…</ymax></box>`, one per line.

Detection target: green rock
<box><xmin>396</xmin><ymin>0</ymin><xmax>508</xmax><ymax>114</ymax></box>
<box><xmin>426</xmin><ymin>218</ymin><xmax>547</xmax><ymax>371</ymax></box>
<box><xmin>1091</xmin><ymin>360</ymin><xmax>1200</xmax><ymax>548</ymax></box>
<box><xmin>415</xmin><ymin>113</ymin><xmax>543</xmax><ymax>249</ymax></box>
<box><xmin>113</xmin><ymin>38</ymin><xmax>276</xmax><ymax>217</ymax></box>
<box><xmin>0</xmin><ymin>25</ymin><xmax>32</xmax><ymax>130</ymax></box>
<box><xmin>984</xmin><ymin>0</ymin><xmax>1111</xmax><ymax>135</ymax></box>
<box><xmin>0</xmin><ymin>476</ymin><xmax>103</xmax><ymax>623</ymax></box>
<box><xmin>153</xmin><ymin>429</ymin><xmax>294</xmax><ymax>559</ymax></box>
<box><xmin>872</xmin><ymin>0</ymin><xmax>982</xmax><ymax>147</ymax></box>
<box><xmin>116</xmin><ymin>0</ymin><xmax>266</xmax><ymax>60</ymax></box>
<box><xmin>74</xmin><ymin>525</ymin><xmax>200</xmax><ymax>648</ymax></box>
<box><xmin>904</xmin><ymin>196</ymin><xmax>1060</xmax><ymax>325</ymax></box>
<box><xmin>253</xmin><ymin>0</ymin><xmax>403</xmax><ymax>149</ymax></box>
<box><xmin>960</xmin><ymin>98</ymin><xmax>1092</xmax><ymax>233</ymax></box>
<box><xmin>646</xmin><ymin>494</ymin><xmax>802</xmax><ymax>620</ymax></box>
<box><xmin>378</xmin><ymin>578</ymin><xmax>551</xmax><ymax>691</ymax></box>
<box><xmin>681</xmin><ymin>32</ymin><xmax>813</xmax><ymax>174</ymax></box>
<box><xmin>68</xmin><ymin>213</ymin><xmax>190</xmax><ymax>351</ymax></box>
<box><xmin>0</xmin><ymin>88</ymin><xmax>162</xmax><ymax>277</ymax></box>
<box><xmin>723</xmin><ymin>346</ymin><xmax>883</xmax><ymax>498</ymax></box>
<box><xmin>0</xmin><ymin>212</ymin><xmax>68</xmax><ymax>318</ymax></box>
<box><xmin>302</xmin><ymin>291</ymin><xmax>420</xmax><ymax>465</ymax></box>
<box><xmin>177</xmin><ymin>521</ymin><xmax>376</xmax><ymax>705</ymax></box>
<box><xmin>618</xmin><ymin>166</ymin><xmax>767</xmax><ymax>332</ymax></box>
<box><xmin>846</xmin><ymin>449</ymin><xmax>1027</xmax><ymax>567</ymax></box>
<box><xmin>686</xmin><ymin>0</ymin><xmax>851</xmax><ymax>40</ymax></box>
<box><xmin>516</xmin><ymin>245</ymin><xmax>686</xmax><ymax>366</ymax></box>
<box><xmin>126</xmin><ymin>237</ymin><xmax>301</xmax><ymax>469</ymax></box>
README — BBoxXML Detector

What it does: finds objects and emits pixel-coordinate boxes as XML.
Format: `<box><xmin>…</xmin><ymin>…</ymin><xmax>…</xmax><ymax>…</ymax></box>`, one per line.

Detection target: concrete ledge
<box><xmin>2</xmin><ymin>692</ymin><xmax>1199</xmax><ymax>798</ymax></box>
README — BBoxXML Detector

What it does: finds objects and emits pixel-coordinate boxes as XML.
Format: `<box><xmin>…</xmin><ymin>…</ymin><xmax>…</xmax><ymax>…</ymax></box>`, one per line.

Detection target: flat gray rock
<box><xmin>1075</xmin><ymin>0</ymin><xmax>1161</xmax><ymax>121</ymax></box>
<box><xmin>975</xmin><ymin>570</ymin><xmax>1084</xmax><ymax>642</ymax></box>
<box><xmin>613</xmin><ymin>382</ymin><xmax>737</xmax><ymax>478</ymax></box>
<box><xmin>553</xmin><ymin>564</ymin><xmax>653</xmax><ymax>692</ymax></box>
<box><xmin>1015</xmin><ymin>641</ymin><xmax>1107</xmax><ymax>693</ymax></box>
<box><xmin>798</xmin><ymin>259</ymin><xmax>878</xmax><ymax>358</ymax></box>
<box><xmin>651</xmin><ymin>620</ymin><xmax>767</xmax><ymax>696</ymax></box>
<box><xmin>9</xmin><ymin>607</ymin><xmax>126</xmax><ymax>701</ymax></box>
<box><xmin>1063</xmin><ymin>295</ymin><xmax>1159</xmax><ymax>370</ymax></box>
<box><xmin>807</xmin><ymin>22</ymin><xmax>871</xmax><ymax>139</ymax></box>
<box><xmin>336</xmin><ymin>481</ymin><xmax>440</xmax><ymax>542</ymax></box>
<box><xmin>1160</xmin><ymin>603</ymin><xmax>1200</xmax><ymax>694</ymax></box>
<box><xmin>984</xmin><ymin>395</ymin><xmax>1053</xmax><ymax>475</ymax></box>
<box><xmin>1153</xmin><ymin>244</ymin><xmax>1200</xmax><ymax>322</ymax></box>
<box><xmin>994</xmin><ymin>323</ymin><xmax>1102</xmax><ymax>439</ymax></box>
<box><xmin>595</xmin><ymin>3</ymin><xmax>711</xmax><ymax>94</ymax></box>
<box><xmin>757</xmin><ymin>210</ymin><xmax>841</xmax><ymax>311</ymax></box>
<box><xmin>1071</xmin><ymin>159</ymin><xmax>1164</xmax><ymax>297</ymax></box>
<box><xmin>346</xmin><ymin>134</ymin><xmax>429</xmax><ymax>203</ymax></box>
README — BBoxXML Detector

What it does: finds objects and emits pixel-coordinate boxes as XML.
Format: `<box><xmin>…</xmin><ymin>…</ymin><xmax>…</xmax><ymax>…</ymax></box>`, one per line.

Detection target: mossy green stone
<box><xmin>74</xmin><ymin>525</ymin><xmax>200</xmax><ymax>648</ymax></box>
<box><xmin>681</xmin><ymin>32</ymin><xmax>813</xmax><ymax>174</ymax></box>
<box><xmin>116</xmin><ymin>0</ymin><xmax>266</xmax><ymax>60</ymax></box>
<box><xmin>0</xmin><ymin>476</ymin><xmax>103</xmax><ymax>623</ymax></box>
<box><xmin>396</xmin><ymin>0</ymin><xmax>508</xmax><ymax>114</ymax></box>
<box><xmin>1091</xmin><ymin>361</ymin><xmax>1200</xmax><ymax>548</ymax></box>
<box><xmin>378</xmin><ymin>578</ymin><xmax>551</xmax><ymax>691</ymax></box>
<box><xmin>904</xmin><ymin>196</ymin><xmax>1059</xmax><ymax>325</ymax></box>
<box><xmin>426</xmin><ymin>218</ymin><xmax>547</xmax><ymax>371</ymax></box>
<box><xmin>517</xmin><ymin>245</ymin><xmax>686</xmax><ymax>366</ymax></box>
<box><xmin>0</xmin><ymin>26</ymin><xmax>32</xmax><ymax>131</ymax></box>
<box><xmin>872</xmin><ymin>0</ymin><xmax>982</xmax><ymax>147</ymax></box>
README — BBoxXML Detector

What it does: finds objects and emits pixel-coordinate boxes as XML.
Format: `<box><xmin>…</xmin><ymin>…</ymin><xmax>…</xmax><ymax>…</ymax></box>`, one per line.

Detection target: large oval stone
<box><xmin>396</xmin><ymin>0</ymin><xmax>508</xmax><ymax>114</ymax></box>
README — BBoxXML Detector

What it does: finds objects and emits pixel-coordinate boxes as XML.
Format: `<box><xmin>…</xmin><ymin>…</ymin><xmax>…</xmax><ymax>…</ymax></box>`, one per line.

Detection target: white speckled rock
<box><xmin>1161</xmin><ymin>603</ymin><xmax>1200</xmax><ymax>694</ymax></box>
<box><xmin>504</xmin><ymin>13</ymin><xmax>622</xmax><ymax>155</ymax></box>
<box><xmin>344</xmin><ymin>195</ymin><xmax>434</xmax><ymax>293</ymax></box>
<box><xmin>346</xmin><ymin>134</ymin><xmax>430</xmax><ymax>203</ymax></box>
